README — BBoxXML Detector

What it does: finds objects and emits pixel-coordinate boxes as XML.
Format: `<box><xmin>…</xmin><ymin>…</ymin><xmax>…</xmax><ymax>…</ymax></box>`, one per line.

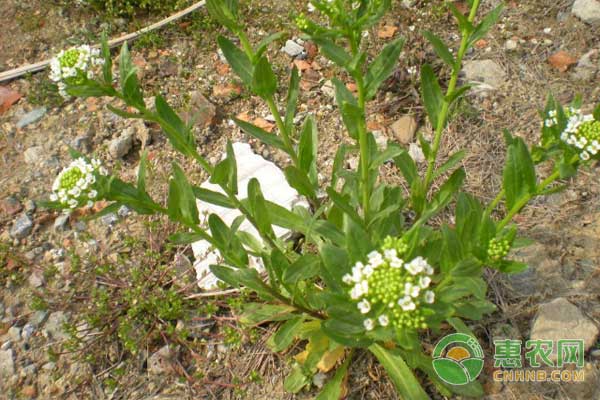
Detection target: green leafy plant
<box><xmin>79</xmin><ymin>0</ymin><xmax>188</xmax><ymax>18</ymax></box>
<box><xmin>46</xmin><ymin>0</ymin><xmax>600</xmax><ymax>397</ymax></box>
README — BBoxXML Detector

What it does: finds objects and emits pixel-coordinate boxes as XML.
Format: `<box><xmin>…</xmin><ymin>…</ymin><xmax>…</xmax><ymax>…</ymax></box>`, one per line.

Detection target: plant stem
<box><xmin>355</xmin><ymin>74</ymin><xmax>371</xmax><ymax>223</ymax></box>
<box><xmin>266</xmin><ymin>96</ymin><xmax>299</xmax><ymax>165</ymax></box>
<box><xmin>496</xmin><ymin>170</ymin><xmax>561</xmax><ymax>231</ymax></box>
<box><xmin>483</xmin><ymin>189</ymin><xmax>505</xmax><ymax>220</ymax></box>
<box><xmin>423</xmin><ymin>0</ymin><xmax>481</xmax><ymax>191</ymax></box>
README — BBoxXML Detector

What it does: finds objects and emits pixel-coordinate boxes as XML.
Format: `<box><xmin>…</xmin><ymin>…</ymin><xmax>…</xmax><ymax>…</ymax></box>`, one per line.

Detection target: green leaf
<box><xmin>365</xmin><ymin>37</ymin><xmax>405</xmax><ymax>99</ymax></box>
<box><xmin>393</xmin><ymin>150</ymin><xmax>419</xmax><ymax>186</ymax></box>
<box><xmin>210</xmin><ymin>265</ymin><xmax>272</xmax><ymax>299</ymax></box>
<box><xmin>283</xmin><ymin>254</ymin><xmax>320</xmax><ymax>285</ymax></box>
<box><xmin>298</xmin><ymin>115</ymin><xmax>318</xmax><ymax>184</ymax></box>
<box><xmin>420</xmin><ymin>64</ymin><xmax>444</xmax><ymax>129</ymax></box>
<box><xmin>315</xmin><ymin>352</ymin><xmax>351</xmax><ymax>400</ymax></box>
<box><xmin>119</xmin><ymin>42</ymin><xmax>134</xmax><ymax>90</ymax></box>
<box><xmin>284</xmin><ymin>166</ymin><xmax>317</xmax><ymax>199</ymax></box>
<box><xmin>369</xmin><ymin>344</ymin><xmax>429</xmax><ymax>400</ymax></box>
<box><xmin>101</xmin><ymin>33</ymin><xmax>113</xmax><ymax>84</ymax></box>
<box><xmin>206</xmin><ymin>0</ymin><xmax>240</xmax><ymax>32</ymax></box>
<box><xmin>239</xmin><ymin>303</ymin><xmax>296</xmax><ymax>326</ymax></box>
<box><xmin>192</xmin><ymin>186</ymin><xmax>234</xmax><ymax>208</ymax></box>
<box><xmin>319</xmin><ymin>243</ymin><xmax>349</xmax><ymax>293</ymax></box>
<box><xmin>169</xmin><ymin>232</ymin><xmax>207</xmax><ymax>245</ymax></box>
<box><xmin>66</xmin><ymin>81</ymin><xmax>113</xmax><ymax>98</ymax></box>
<box><xmin>423</xmin><ymin>31</ymin><xmax>455</xmax><ymax>67</ymax></box>
<box><xmin>498</xmin><ymin>260</ymin><xmax>528</xmax><ymax>274</ymax></box>
<box><xmin>217</xmin><ymin>36</ymin><xmax>253</xmax><ymax>86</ymax></box>
<box><xmin>137</xmin><ymin>151</ymin><xmax>148</xmax><ymax>194</ymax></box>
<box><xmin>284</xmin><ymin>364</ymin><xmax>310</xmax><ymax>393</ymax></box>
<box><xmin>326</xmin><ymin>188</ymin><xmax>362</xmax><ymax>226</ymax></box>
<box><xmin>208</xmin><ymin>214</ymin><xmax>248</xmax><ymax>267</ymax></box>
<box><xmin>434</xmin><ymin>150</ymin><xmax>466</xmax><ymax>179</ymax></box>
<box><xmin>106</xmin><ymin>105</ymin><xmax>143</xmax><ymax>119</ymax></box>
<box><xmin>371</xmin><ymin>143</ymin><xmax>404</xmax><ymax>168</ymax></box>
<box><xmin>503</xmin><ymin>137</ymin><xmax>536</xmax><ymax>210</ymax></box>
<box><xmin>445</xmin><ymin>84</ymin><xmax>472</xmax><ymax>105</ymax></box>
<box><xmin>234</xmin><ymin>117</ymin><xmax>286</xmax><ymax>151</ymax></box>
<box><xmin>332</xmin><ymin>79</ymin><xmax>359</xmax><ymax>139</ymax></box>
<box><xmin>267</xmin><ymin>317</ymin><xmax>304</xmax><ymax>352</ymax></box>
<box><xmin>247</xmin><ymin>178</ymin><xmax>275</xmax><ymax>238</ymax></box>
<box><xmin>593</xmin><ymin>103</ymin><xmax>600</xmax><ymax>121</ymax></box>
<box><xmin>312</xmin><ymin>37</ymin><xmax>351</xmax><ymax>68</ymax></box>
<box><xmin>211</xmin><ymin>141</ymin><xmax>238</xmax><ymax>193</ymax></box>
<box><xmin>167</xmin><ymin>163</ymin><xmax>200</xmax><ymax>225</ymax></box>
<box><xmin>255</xmin><ymin>32</ymin><xmax>286</xmax><ymax>59</ymax></box>
<box><xmin>122</xmin><ymin>71</ymin><xmax>144</xmax><ymax>108</ymax></box>
<box><xmin>285</xmin><ymin>66</ymin><xmax>300</xmax><ymax>133</ymax></box>
<box><xmin>448</xmin><ymin>3</ymin><xmax>474</xmax><ymax>34</ymax></box>
<box><xmin>155</xmin><ymin>95</ymin><xmax>197</xmax><ymax>158</ymax></box>
<box><xmin>469</xmin><ymin>4</ymin><xmax>504</xmax><ymax>47</ymax></box>
<box><xmin>252</xmin><ymin>56</ymin><xmax>278</xmax><ymax>98</ymax></box>
<box><xmin>451</xmin><ymin>257</ymin><xmax>482</xmax><ymax>277</ymax></box>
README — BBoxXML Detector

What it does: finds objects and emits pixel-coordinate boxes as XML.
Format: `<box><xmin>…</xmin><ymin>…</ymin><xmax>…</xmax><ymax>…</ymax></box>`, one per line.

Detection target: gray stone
<box><xmin>28</xmin><ymin>271</ymin><xmax>44</xmax><ymax>288</ymax></box>
<box><xmin>572</xmin><ymin>49</ymin><xmax>599</xmax><ymax>81</ymax></box>
<box><xmin>321</xmin><ymin>80</ymin><xmax>335</xmax><ymax>98</ymax></box>
<box><xmin>16</xmin><ymin>107</ymin><xmax>47</xmax><ymax>129</ymax></box>
<box><xmin>504</xmin><ymin>39</ymin><xmax>518</xmax><ymax>50</ymax></box>
<box><xmin>408</xmin><ymin>142</ymin><xmax>425</xmax><ymax>163</ymax></box>
<box><xmin>117</xmin><ymin>205</ymin><xmax>131</xmax><ymax>218</ymax></box>
<box><xmin>281</xmin><ymin>40</ymin><xmax>305</xmax><ymax>57</ymax></box>
<box><xmin>0</xmin><ymin>349</ymin><xmax>15</xmax><ymax>378</ymax></box>
<box><xmin>530</xmin><ymin>298</ymin><xmax>599</xmax><ymax>356</ymax></box>
<box><xmin>10</xmin><ymin>214</ymin><xmax>33</xmax><ymax>239</ymax></box>
<box><xmin>7</xmin><ymin>326</ymin><xmax>21</xmax><ymax>342</ymax></box>
<box><xmin>71</xmin><ymin>136</ymin><xmax>91</xmax><ymax>153</ymax></box>
<box><xmin>43</xmin><ymin>311</ymin><xmax>68</xmax><ymax>340</ymax></box>
<box><xmin>390</xmin><ymin>116</ymin><xmax>417</xmax><ymax>145</ymax></box>
<box><xmin>462</xmin><ymin>59</ymin><xmax>507</xmax><ymax>91</ymax></box>
<box><xmin>24</xmin><ymin>200</ymin><xmax>36</xmax><ymax>214</ymax></box>
<box><xmin>21</xmin><ymin>323</ymin><xmax>35</xmax><ymax>340</ymax></box>
<box><xmin>101</xmin><ymin>212</ymin><xmax>119</xmax><ymax>226</ymax></box>
<box><xmin>29</xmin><ymin>310</ymin><xmax>49</xmax><ymax>327</ymax></box>
<box><xmin>54</xmin><ymin>214</ymin><xmax>70</xmax><ymax>231</ymax></box>
<box><xmin>23</xmin><ymin>146</ymin><xmax>44</xmax><ymax>165</ymax></box>
<box><xmin>108</xmin><ymin>133</ymin><xmax>133</xmax><ymax>159</ymax></box>
<box><xmin>572</xmin><ymin>0</ymin><xmax>600</xmax><ymax>25</ymax></box>
<box><xmin>184</xmin><ymin>91</ymin><xmax>216</xmax><ymax>129</ymax></box>
<box><xmin>148</xmin><ymin>345</ymin><xmax>176</xmax><ymax>375</ymax></box>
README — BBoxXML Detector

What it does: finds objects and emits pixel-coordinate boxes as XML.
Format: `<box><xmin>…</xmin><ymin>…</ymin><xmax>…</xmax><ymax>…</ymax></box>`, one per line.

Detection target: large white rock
<box><xmin>192</xmin><ymin>142</ymin><xmax>305</xmax><ymax>290</ymax></box>
<box><xmin>572</xmin><ymin>0</ymin><xmax>600</xmax><ymax>25</ymax></box>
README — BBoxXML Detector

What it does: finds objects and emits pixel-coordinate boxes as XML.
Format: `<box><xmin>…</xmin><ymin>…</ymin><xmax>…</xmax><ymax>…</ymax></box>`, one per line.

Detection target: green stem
<box><xmin>355</xmin><ymin>74</ymin><xmax>371</xmax><ymax>222</ymax></box>
<box><xmin>496</xmin><ymin>170</ymin><xmax>561</xmax><ymax>231</ymax></box>
<box><xmin>238</xmin><ymin>31</ymin><xmax>255</xmax><ymax>61</ymax></box>
<box><xmin>483</xmin><ymin>189</ymin><xmax>505</xmax><ymax>220</ymax></box>
<box><xmin>266</xmin><ymin>96</ymin><xmax>299</xmax><ymax>165</ymax></box>
<box><xmin>423</xmin><ymin>0</ymin><xmax>481</xmax><ymax>191</ymax></box>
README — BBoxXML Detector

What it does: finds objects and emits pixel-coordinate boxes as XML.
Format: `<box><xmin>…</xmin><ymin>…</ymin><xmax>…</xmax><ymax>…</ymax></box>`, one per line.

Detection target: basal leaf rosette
<box><xmin>50</xmin><ymin>158</ymin><xmax>107</xmax><ymax>210</ymax></box>
<box><xmin>545</xmin><ymin>106</ymin><xmax>600</xmax><ymax>162</ymax></box>
<box><xmin>49</xmin><ymin>45</ymin><xmax>104</xmax><ymax>98</ymax></box>
<box><xmin>342</xmin><ymin>237</ymin><xmax>436</xmax><ymax>333</ymax></box>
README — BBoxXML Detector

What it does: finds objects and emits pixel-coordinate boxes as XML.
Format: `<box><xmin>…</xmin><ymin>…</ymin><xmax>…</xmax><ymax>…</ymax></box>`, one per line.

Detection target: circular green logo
<box><xmin>432</xmin><ymin>333</ymin><xmax>484</xmax><ymax>386</ymax></box>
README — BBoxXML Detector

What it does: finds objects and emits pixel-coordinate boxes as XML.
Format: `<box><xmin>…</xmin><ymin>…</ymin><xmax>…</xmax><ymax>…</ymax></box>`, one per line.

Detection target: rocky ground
<box><xmin>1</xmin><ymin>0</ymin><xmax>600</xmax><ymax>399</ymax></box>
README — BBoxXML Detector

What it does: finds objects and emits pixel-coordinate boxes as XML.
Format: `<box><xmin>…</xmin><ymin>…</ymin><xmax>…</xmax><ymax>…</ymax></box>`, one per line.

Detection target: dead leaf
<box><xmin>293</xmin><ymin>59</ymin><xmax>311</xmax><ymax>71</ymax></box>
<box><xmin>212</xmin><ymin>83</ymin><xmax>242</xmax><ymax>98</ymax></box>
<box><xmin>216</xmin><ymin>62</ymin><xmax>230</xmax><ymax>75</ymax></box>
<box><xmin>253</xmin><ymin>117</ymin><xmax>275</xmax><ymax>132</ymax></box>
<box><xmin>346</xmin><ymin>82</ymin><xmax>357</xmax><ymax>93</ymax></box>
<box><xmin>548</xmin><ymin>51</ymin><xmax>578</xmax><ymax>72</ymax></box>
<box><xmin>453</xmin><ymin>1</ymin><xmax>469</xmax><ymax>14</ymax></box>
<box><xmin>294</xmin><ymin>350</ymin><xmax>308</xmax><ymax>364</ymax></box>
<box><xmin>317</xmin><ymin>346</ymin><xmax>346</xmax><ymax>373</ymax></box>
<box><xmin>474</xmin><ymin>39</ymin><xmax>488</xmax><ymax>49</ymax></box>
<box><xmin>304</xmin><ymin>41</ymin><xmax>318</xmax><ymax>59</ymax></box>
<box><xmin>236</xmin><ymin>111</ymin><xmax>251</xmax><ymax>122</ymax></box>
<box><xmin>377</xmin><ymin>25</ymin><xmax>398</xmax><ymax>39</ymax></box>
<box><xmin>92</xmin><ymin>200</ymin><xmax>110</xmax><ymax>213</ymax></box>
<box><xmin>0</xmin><ymin>86</ymin><xmax>21</xmax><ymax>114</ymax></box>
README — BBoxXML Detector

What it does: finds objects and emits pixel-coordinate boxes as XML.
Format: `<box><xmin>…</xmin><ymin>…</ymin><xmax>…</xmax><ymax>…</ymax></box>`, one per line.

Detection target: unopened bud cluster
<box><xmin>342</xmin><ymin>237</ymin><xmax>435</xmax><ymax>332</ymax></box>
<box><xmin>50</xmin><ymin>158</ymin><xmax>107</xmax><ymax>210</ymax></box>
<box><xmin>487</xmin><ymin>238</ymin><xmax>510</xmax><ymax>261</ymax></box>
<box><xmin>49</xmin><ymin>45</ymin><xmax>104</xmax><ymax>98</ymax></box>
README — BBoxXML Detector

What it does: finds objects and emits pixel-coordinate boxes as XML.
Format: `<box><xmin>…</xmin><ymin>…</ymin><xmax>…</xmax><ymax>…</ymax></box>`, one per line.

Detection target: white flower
<box><xmin>351</xmin><ymin>262</ymin><xmax>364</xmax><ymax>283</ymax></box>
<box><xmin>88</xmin><ymin>190</ymin><xmax>98</xmax><ymax>199</ymax></box>
<box><xmin>384</xmin><ymin>249</ymin><xmax>397</xmax><ymax>260</ymax></box>
<box><xmin>378</xmin><ymin>315</ymin><xmax>389</xmax><ymax>327</ymax></box>
<box><xmin>419</xmin><ymin>276</ymin><xmax>431</xmax><ymax>289</ymax></box>
<box><xmin>425</xmin><ymin>290</ymin><xmax>435</xmax><ymax>304</ymax></box>
<box><xmin>342</xmin><ymin>273</ymin><xmax>353</xmax><ymax>284</ymax></box>
<box><xmin>390</xmin><ymin>257</ymin><xmax>404</xmax><ymax>268</ymax></box>
<box><xmin>350</xmin><ymin>284</ymin><xmax>363</xmax><ymax>300</ymax></box>
<box><xmin>404</xmin><ymin>282</ymin><xmax>420</xmax><ymax>298</ymax></box>
<box><xmin>363</xmin><ymin>318</ymin><xmax>374</xmax><ymax>331</ymax></box>
<box><xmin>363</xmin><ymin>264</ymin><xmax>374</xmax><ymax>277</ymax></box>
<box><xmin>367</xmin><ymin>250</ymin><xmax>384</xmax><ymax>267</ymax></box>
<box><xmin>581</xmin><ymin>151</ymin><xmax>590</xmax><ymax>161</ymax></box>
<box><xmin>358</xmin><ymin>299</ymin><xmax>371</xmax><ymax>314</ymax></box>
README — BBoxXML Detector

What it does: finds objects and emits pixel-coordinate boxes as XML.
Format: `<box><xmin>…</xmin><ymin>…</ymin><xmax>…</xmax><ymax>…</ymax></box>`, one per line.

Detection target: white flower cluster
<box><xmin>49</xmin><ymin>45</ymin><xmax>104</xmax><ymax>98</ymax></box>
<box><xmin>557</xmin><ymin>108</ymin><xmax>600</xmax><ymax>161</ymax></box>
<box><xmin>50</xmin><ymin>158</ymin><xmax>107</xmax><ymax>210</ymax></box>
<box><xmin>342</xmin><ymin>248</ymin><xmax>435</xmax><ymax>332</ymax></box>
